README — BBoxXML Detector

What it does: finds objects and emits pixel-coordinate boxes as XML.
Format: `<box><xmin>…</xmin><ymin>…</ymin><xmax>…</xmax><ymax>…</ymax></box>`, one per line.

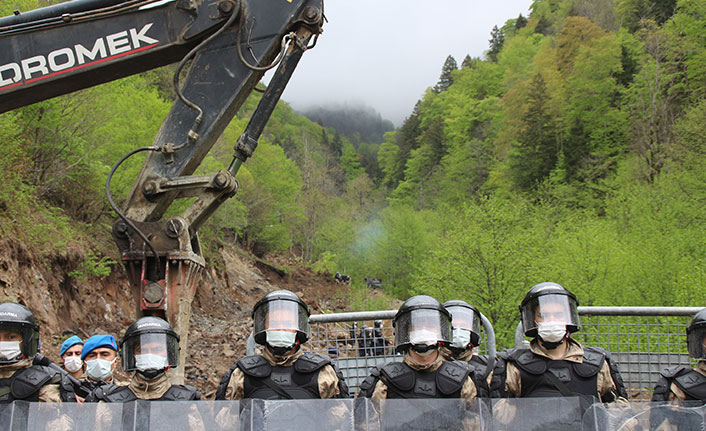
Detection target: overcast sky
<box><xmin>268</xmin><ymin>1</ymin><xmax>533</xmax><ymax>126</ymax></box>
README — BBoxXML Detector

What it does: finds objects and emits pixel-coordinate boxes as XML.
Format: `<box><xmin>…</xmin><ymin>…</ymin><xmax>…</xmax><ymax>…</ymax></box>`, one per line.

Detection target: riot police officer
<box><xmin>653</xmin><ymin>308</ymin><xmax>706</xmax><ymax>402</ymax></box>
<box><xmin>0</xmin><ymin>302</ymin><xmax>62</xmax><ymax>402</ymax></box>
<box><xmin>358</xmin><ymin>295</ymin><xmax>483</xmax><ymax>400</ymax></box>
<box><xmin>84</xmin><ymin>316</ymin><xmax>201</xmax><ymax>402</ymax></box>
<box><xmin>490</xmin><ymin>282</ymin><xmax>627</xmax><ymax>402</ymax></box>
<box><xmin>440</xmin><ymin>300</ymin><xmax>491</xmax><ymax>394</ymax></box>
<box><xmin>215</xmin><ymin>289</ymin><xmax>348</xmax><ymax>400</ymax></box>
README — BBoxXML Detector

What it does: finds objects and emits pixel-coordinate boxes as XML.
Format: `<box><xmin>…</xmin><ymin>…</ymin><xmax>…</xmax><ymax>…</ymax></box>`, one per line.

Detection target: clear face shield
<box><xmin>253</xmin><ymin>300</ymin><xmax>310</xmax><ymax>347</ymax></box>
<box><xmin>121</xmin><ymin>333</ymin><xmax>179</xmax><ymax>372</ymax></box>
<box><xmin>447</xmin><ymin>306</ymin><xmax>481</xmax><ymax>349</ymax></box>
<box><xmin>0</xmin><ymin>323</ymin><xmax>37</xmax><ymax>363</ymax></box>
<box><xmin>521</xmin><ymin>294</ymin><xmax>580</xmax><ymax>336</ymax></box>
<box><xmin>394</xmin><ymin>309</ymin><xmax>451</xmax><ymax>351</ymax></box>
<box><xmin>687</xmin><ymin>326</ymin><xmax>706</xmax><ymax>359</ymax></box>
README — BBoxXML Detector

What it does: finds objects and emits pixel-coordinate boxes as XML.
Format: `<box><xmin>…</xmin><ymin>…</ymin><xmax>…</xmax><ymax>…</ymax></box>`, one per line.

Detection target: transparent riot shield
<box><xmin>25</xmin><ymin>401</ymin><xmax>124</xmax><ymax>431</ymax></box>
<box><xmin>148</xmin><ymin>400</ymin><xmax>241</xmax><ymax>431</ymax></box>
<box><xmin>583</xmin><ymin>402</ymin><xmax>706</xmax><ymax>431</ymax></box>
<box><xmin>354</xmin><ymin>398</ymin><xmax>490</xmax><ymax>431</ymax></box>
<box><xmin>0</xmin><ymin>400</ymin><xmax>29</xmax><ymax>431</ymax></box>
<box><xmin>239</xmin><ymin>399</ymin><xmax>355</xmax><ymax>431</ymax></box>
<box><xmin>491</xmin><ymin>397</ymin><xmax>585</xmax><ymax>431</ymax></box>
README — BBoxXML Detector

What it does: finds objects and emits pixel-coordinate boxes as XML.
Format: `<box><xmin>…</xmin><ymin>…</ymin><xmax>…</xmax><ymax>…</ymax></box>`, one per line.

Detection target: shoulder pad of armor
<box><xmin>164</xmin><ymin>384</ymin><xmax>201</xmax><ymax>401</ymax></box>
<box><xmin>380</xmin><ymin>362</ymin><xmax>414</xmax><ymax>392</ymax></box>
<box><xmin>499</xmin><ymin>348</ymin><xmax>518</xmax><ymax>360</ymax></box>
<box><xmin>660</xmin><ymin>365</ymin><xmax>689</xmax><ymax>379</ymax></box>
<box><xmin>100</xmin><ymin>384</ymin><xmax>137</xmax><ymax>403</ymax></box>
<box><xmin>237</xmin><ymin>355</ymin><xmax>272</xmax><ymax>378</ymax></box>
<box><xmin>436</xmin><ymin>361</ymin><xmax>472</xmax><ymax>396</ymax></box>
<box><xmin>674</xmin><ymin>369</ymin><xmax>706</xmax><ymax>391</ymax></box>
<box><xmin>295</xmin><ymin>352</ymin><xmax>331</xmax><ymax>373</ymax></box>
<box><xmin>511</xmin><ymin>349</ymin><xmax>546</xmax><ymax>375</ymax></box>
<box><xmin>358</xmin><ymin>367</ymin><xmax>381</xmax><ymax>397</ymax></box>
<box><xmin>574</xmin><ymin>346</ymin><xmax>606</xmax><ymax>378</ymax></box>
<box><xmin>11</xmin><ymin>365</ymin><xmax>56</xmax><ymax>399</ymax></box>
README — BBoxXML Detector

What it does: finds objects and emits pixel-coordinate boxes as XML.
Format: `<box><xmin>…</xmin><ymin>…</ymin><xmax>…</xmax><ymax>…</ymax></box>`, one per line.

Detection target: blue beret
<box><xmin>81</xmin><ymin>335</ymin><xmax>118</xmax><ymax>360</ymax></box>
<box><xmin>60</xmin><ymin>335</ymin><xmax>83</xmax><ymax>357</ymax></box>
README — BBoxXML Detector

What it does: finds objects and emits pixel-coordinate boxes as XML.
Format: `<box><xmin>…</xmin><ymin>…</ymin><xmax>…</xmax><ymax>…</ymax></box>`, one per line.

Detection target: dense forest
<box><xmin>1</xmin><ymin>0</ymin><xmax>705</xmax><ymax>346</ymax></box>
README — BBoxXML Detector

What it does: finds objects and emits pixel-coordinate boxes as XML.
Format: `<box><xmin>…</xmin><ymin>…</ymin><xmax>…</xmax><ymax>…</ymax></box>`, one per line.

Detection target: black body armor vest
<box><xmin>653</xmin><ymin>366</ymin><xmax>706</xmax><ymax>402</ymax></box>
<box><xmin>85</xmin><ymin>382</ymin><xmax>201</xmax><ymax>403</ymax></box>
<box><xmin>506</xmin><ymin>346</ymin><xmax>605</xmax><ymax>399</ymax></box>
<box><xmin>228</xmin><ymin>353</ymin><xmax>333</xmax><ymax>400</ymax></box>
<box><xmin>0</xmin><ymin>365</ymin><xmax>59</xmax><ymax>403</ymax></box>
<box><xmin>375</xmin><ymin>360</ymin><xmax>472</xmax><ymax>399</ymax></box>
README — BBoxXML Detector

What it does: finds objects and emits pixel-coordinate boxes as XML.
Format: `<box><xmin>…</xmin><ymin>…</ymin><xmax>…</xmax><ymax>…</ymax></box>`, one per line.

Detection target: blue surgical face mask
<box><xmin>451</xmin><ymin>328</ymin><xmax>472</xmax><ymax>349</ymax></box>
<box><xmin>266</xmin><ymin>330</ymin><xmax>296</xmax><ymax>348</ymax></box>
<box><xmin>135</xmin><ymin>353</ymin><xmax>168</xmax><ymax>371</ymax></box>
<box><xmin>86</xmin><ymin>358</ymin><xmax>116</xmax><ymax>381</ymax></box>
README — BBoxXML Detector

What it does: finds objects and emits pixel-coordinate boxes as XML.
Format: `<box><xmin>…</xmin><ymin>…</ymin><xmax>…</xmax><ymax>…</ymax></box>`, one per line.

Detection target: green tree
<box><xmin>433</xmin><ymin>56</ymin><xmax>458</xmax><ymax>93</ymax></box>
<box><xmin>488</xmin><ymin>26</ymin><xmax>505</xmax><ymax>63</ymax></box>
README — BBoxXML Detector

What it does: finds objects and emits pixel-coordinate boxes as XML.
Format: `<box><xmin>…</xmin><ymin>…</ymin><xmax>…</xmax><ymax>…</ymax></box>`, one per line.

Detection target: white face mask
<box><xmin>85</xmin><ymin>358</ymin><xmax>116</xmax><ymax>381</ymax></box>
<box><xmin>537</xmin><ymin>321</ymin><xmax>567</xmax><ymax>343</ymax></box>
<box><xmin>266</xmin><ymin>330</ymin><xmax>297</xmax><ymax>348</ymax></box>
<box><xmin>0</xmin><ymin>341</ymin><xmax>22</xmax><ymax>361</ymax></box>
<box><xmin>451</xmin><ymin>328</ymin><xmax>472</xmax><ymax>349</ymax></box>
<box><xmin>135</xmin><ymin>353</ymin><xmax>168</xmax><ymax>371</ymax></box>
<box><xmin>63</xmin><ymin>356</ymin><xmax>83</xmax><ymax>373</ymax></box>
<box><xmin>409</xmin><ymin>329</ymin><xmax>438</xmax><ymax>346</ymax></box>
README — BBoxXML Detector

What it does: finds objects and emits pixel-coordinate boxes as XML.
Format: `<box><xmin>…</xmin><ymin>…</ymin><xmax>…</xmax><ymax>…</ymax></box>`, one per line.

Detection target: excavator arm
<box><xmin>0</xmin><ymin>0</ymin><xmax>324</xmax><ymax>382</ymax></box>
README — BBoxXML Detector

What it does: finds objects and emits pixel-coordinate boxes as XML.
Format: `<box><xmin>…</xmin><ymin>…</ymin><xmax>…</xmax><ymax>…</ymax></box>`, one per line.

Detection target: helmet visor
<box><xmin>687</xmin><ymin>326</ymin><xmax>706</xmax><ymax>359</ymax></box>
<box><xmin>0</xmin><ymin>322</ymin><xmax>38</xmax><ymax>361</ymax></box>
<box><xmin>521</xmin><ymin>294</ymin><xmax>580</xmax><ymax>335</ymax></box>
<box><xmin>253</xmin><ymin>300</ymin><xmax>310</xmax><ymax>338</ymax></box>
<box><xmin>395</xmin><ymin>309</ymin><xmax>451</xmax><ymax>348</ymax></box>
<box><xmin>447</xmin><ymin>306</ymin><xmax>481</xmax><ymax>335</ymax></box>
<box><xmin>121</xmin><ymin>333</ymin><xmax>179</xmax><ymax>372</ymax></box>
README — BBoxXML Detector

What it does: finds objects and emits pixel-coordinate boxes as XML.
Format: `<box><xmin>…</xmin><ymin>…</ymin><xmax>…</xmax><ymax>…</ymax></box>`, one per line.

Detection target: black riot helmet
<box><xmin>252</xmin><ymin>290</ymin><xmax>310</xmax><ymax>348</ymax></box>
<box><xmin>0</xmin><ymin>302</ymin><xmax>40</xmax><ymax>364</ymax></box>
<box><xmin>393</xmin><ymin>295</ymin><xmax>451</xmax><ymax>354</ymax></box>
<box><xmin>120</xmin><ymin>316</ymin><xmax>180</xmax><ymax>380</ymax></box>
<box><xmin>520</xmin><ymin>282</ymin><xmax>580</xmax><ymax>337</ymax></box>
<box><xmin>687</xmin><ymin>308</ymin><xmax>706</xmax><ymax>359</ymax></box>
<box><xmin>443</xmin><ymin>300</ymin><xmax>482</xmax><ymax>349</ymax></box>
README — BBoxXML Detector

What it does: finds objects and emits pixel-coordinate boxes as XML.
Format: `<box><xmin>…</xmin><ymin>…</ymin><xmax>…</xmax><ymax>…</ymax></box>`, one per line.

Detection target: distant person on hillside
<box><xmin>216</xmin><ymin>289</ymin><xmax>348</xmax><ymax>400</ymax></box>
<box><xmin>0</xmin><ymin>302</ymin><xmax>62</xmax><ymax>402</ymax></box>
<box><xmin>372</xmin><ymin>320</ymin><xmax>390</xmax><ymax>356</ymax></box>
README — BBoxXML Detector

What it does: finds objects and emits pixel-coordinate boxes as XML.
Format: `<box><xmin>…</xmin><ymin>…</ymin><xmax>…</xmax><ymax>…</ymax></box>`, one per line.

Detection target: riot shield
<box><xmin>0</xmin><ymin>400</ymin><xmax>29</xmax><ymax>431</ymax></box>
<box><xmin>240</xmin><ymin>399</ymin><xmax>355</xmax><ymax>431</ymax></box>
<box><xmin>148</xmin><ymin>400</ymin><xmax>241</xmax><ymax>431</ymax></box>
<box><xmin>583</xmin><ymin>402</ymin><xmax>706</xmax><ymax>431</ymax></box>
<box><xmin>25</xmin><ymin>401</ymin><xmax>124</xmax><ymax>431</ymax></box>
<box><xmin>491</xmin><ymin>397</ymin><xmax>585</xmax><ymax>431</ymax></box>
<box><xmin>354</xmin><ymin>398</ymin><xmax>490</xmax><ymax>431</ymax></box>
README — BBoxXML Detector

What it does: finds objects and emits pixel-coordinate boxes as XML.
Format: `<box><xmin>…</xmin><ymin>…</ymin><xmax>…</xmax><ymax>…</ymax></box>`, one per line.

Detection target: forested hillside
<box><xmin>1</xmin><ymin>0</ymin><xmax>705</xmax><ymax>348</ymax></box>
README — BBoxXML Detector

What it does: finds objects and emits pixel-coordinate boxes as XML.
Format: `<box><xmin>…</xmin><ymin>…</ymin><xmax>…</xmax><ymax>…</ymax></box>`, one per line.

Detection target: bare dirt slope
<box><xmin>0</xmin><ymin>237</ymin><xmax>349</xmax><ymax>396</ymax></box>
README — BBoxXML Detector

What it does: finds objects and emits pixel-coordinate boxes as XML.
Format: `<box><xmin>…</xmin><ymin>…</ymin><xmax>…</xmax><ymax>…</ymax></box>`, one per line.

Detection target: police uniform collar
<box><xmin>130</xmin><ymin>371</ymin><xmax>170</xmax><ymax>399</ymax></box>
<box><xmin>263</xmin><ymin>345</ymin><xmax>302</xmax><ymax>367</ymax></box>
<box><xmin>403</xmin><ymin>351</ymin><xmax>443</xmax><ymax>371</ymax></box>
<box><xmin>0</xmin><ymin>358</ymin><xmax>32</xmax><ymax>377</ymax></box>
<box><xmin>530</xmin><ymin>338</ymin><xmax>584</xmax><ymax>362</ymax></box>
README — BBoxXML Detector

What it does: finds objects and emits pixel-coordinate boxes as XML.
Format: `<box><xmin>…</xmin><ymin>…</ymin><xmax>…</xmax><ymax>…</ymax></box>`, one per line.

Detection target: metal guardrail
<box><xmin>308</xmin><ymin>306</ymin><xmax>703</xmax><ymax>398</ymax></box>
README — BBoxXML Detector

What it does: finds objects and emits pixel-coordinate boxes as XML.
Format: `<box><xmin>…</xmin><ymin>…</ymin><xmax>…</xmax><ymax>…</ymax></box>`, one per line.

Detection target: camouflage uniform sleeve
<box><xmin>224</xmin><ymin>368</ymin><xmax>245</xmax><ymax>400</ymax></box>
<box><xmin>370</xmin><ymin>379</ymin><xmax>387</xmax><ymax>401</ymax></box>
<box><xmin>504</xmin><ymin>362</ymin><xmax>521</xmax><ymax>397</ymax></box>
<box><xmin>39</xmin><ymin>382</ymin><xmax>62</xmax><ymax>402</ymax></box>
<box><xmin>460</xmin><ymin>375</ymin><xmax>478</xmax><ymax>401</ymax></box>
<box><xmin>598</xmin><ymin>357</ymin><xmax>628</xmax><ymax>402</ymax></box>
<box><xmin>318</xmin><ymin>364</ymin><xmax>340</xmax><ymax>398</ymax></box>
